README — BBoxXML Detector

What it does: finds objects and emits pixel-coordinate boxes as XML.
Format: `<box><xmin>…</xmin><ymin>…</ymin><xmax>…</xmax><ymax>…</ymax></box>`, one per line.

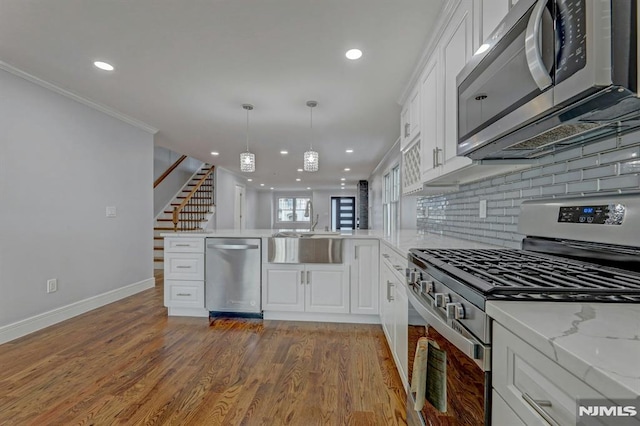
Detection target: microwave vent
<box><xmin>506</xmin><ymin>123</ymin><xmax>603</xmax><ymax>151</ymax></box>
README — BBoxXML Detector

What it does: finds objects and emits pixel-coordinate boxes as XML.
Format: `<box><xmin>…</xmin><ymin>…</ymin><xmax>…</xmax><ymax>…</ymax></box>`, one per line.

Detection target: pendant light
<box><xmin>303</xmin><ymin>100</ymin><xmax>319</xmax><ymax>172</ymax></box>
<box><xmin>240</xmin><ymin>104</ymin><xmax>256</xmax><ymax>172</ymax></box>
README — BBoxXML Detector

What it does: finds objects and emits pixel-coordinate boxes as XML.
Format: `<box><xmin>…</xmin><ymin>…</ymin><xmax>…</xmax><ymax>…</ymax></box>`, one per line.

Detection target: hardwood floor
<box><xmin>0</xmin><ymin>271</ymin><xmax>407</xmax><ymax>425</ymax></box>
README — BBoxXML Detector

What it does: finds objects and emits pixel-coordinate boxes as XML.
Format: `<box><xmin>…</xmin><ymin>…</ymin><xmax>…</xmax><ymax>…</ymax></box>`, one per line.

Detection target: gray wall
<box><xmin>0</xmin><ymin>68</ymin><xmax>154</xmax><ymax>327</ymax></box>
<box><xmin>153</xmin><ymin>146</ymin><xmax>203</xmax><ymax>216</ymax></box>
<box><xmin>417</xmin><ymin>133</ymin><xmax>640</xmax><ymax>248</ymax></box>
<box><xmin>213</xmin><ymin>167</ymin><xmax>259</xmax><ymax>229</ymax></box>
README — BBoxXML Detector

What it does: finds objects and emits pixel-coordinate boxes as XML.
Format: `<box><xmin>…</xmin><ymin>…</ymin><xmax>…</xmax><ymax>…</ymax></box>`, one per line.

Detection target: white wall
<box><xmin>368</xmin><ymin>139</ymin><xmax>417</xmax><ymax>231</ymax></box>
<box><xmin>213</xmin><ymin>167</ymin><xmax>259</xmax><ymax>229</ymax></box>
<box><xmin>0</xmin><ymin>69</ymin><xmax>154</xmax><ymax>331</ymax></box>
<box><xmin>153</xmin><ymin>146</ymin><xmax>203</xmax><ymax>216</ymax></box>
<box><xmin>254</xmin><ymin>191</ymin><xmax>273</xmax><ymax>229</ymax></box>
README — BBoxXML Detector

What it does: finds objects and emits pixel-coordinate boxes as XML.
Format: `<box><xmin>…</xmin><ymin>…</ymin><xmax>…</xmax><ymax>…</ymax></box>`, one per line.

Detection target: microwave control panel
<box><xmin>557</xmin><ymin>204</ymin><xmax>625</xmax><ymax>225</ymax></box>
<box><xmin>555</xmin><ymin>0</ymin><xmax>587</xmax><ymax>84</ymax></box>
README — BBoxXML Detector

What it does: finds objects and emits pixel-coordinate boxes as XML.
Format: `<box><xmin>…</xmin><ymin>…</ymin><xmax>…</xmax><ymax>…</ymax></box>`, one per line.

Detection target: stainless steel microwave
<box><xmin>457</xmin><ymin>0</ymin><xmax>640</xmax><ymax>160</ymax></box>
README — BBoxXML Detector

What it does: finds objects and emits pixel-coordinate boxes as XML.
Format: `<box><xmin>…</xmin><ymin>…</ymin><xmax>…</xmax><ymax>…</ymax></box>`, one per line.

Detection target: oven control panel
<box><xmin>557</xmin><ymin>204</ymin><xmax>625</xmax><ymax>225</ymax></box>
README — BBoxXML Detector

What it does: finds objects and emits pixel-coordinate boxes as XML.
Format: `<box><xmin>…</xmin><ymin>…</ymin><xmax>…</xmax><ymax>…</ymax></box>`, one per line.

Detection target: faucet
<box><xmin>304</xmin><ymin>200</ymin><xmax>319</xmax><ymax>232</ymax></box>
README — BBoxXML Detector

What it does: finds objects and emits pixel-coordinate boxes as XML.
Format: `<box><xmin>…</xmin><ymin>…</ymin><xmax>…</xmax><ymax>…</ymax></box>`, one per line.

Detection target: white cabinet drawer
<box><xmin>493</xmin><ymin>323</ymin><xmax>605</xmax><ymax>426</ymax></box>
<box><xmin>164</xmin><ymin>253</ymin><xmax>204</xmax><ymax>280</ymax></box>
<box><xmin>380</xmin><ymin>243</ymin><xmax>406</xmax><ymax>277</ymax></box>
<box><xmin>164</xmin><ymin>238</ymin><xmax>204</xmax><ymax>253</ymax></box>
<box><xmin>164</xmin><ymin>280</ymin><xmax>204</xmax><ymax>309</ymax></box>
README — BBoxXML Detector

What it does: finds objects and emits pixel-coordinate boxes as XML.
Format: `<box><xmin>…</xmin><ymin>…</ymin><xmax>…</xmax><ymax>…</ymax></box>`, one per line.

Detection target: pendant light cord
<box><xmin>309</xmin><ymin>105</ymin><xmax>313</xmax><ymax>150</ymax></box>
<box><xmin>245</xmin><ymin>108</ymin><xmax>250</xmax><ymax>152</ymax></box>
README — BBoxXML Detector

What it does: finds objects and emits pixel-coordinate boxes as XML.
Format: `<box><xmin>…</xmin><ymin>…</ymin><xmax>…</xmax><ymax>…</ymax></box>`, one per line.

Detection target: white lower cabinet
<box><xmin>380</xmin><ymin>243</ymin><xmax>409</xmax><ymax>388</ymax></box>
<box><xmin>492</xmin><ymin>322</ymin><xmax>606</xmax><ymax>426</ymax></box>
<box><xmin>164</xmin><ymin>237</ymin><xmax>207</xmax><ymax>317</ymax></box>
<box><xmin>492</xmin><ymin>390</ymin><xmax>525</xmax><ymax>426</ymax></box>
<box><xmin>263</xmin><ymin>264</ymin><xmax>349</xmax><ymax>314</ymax></box>
<box><xmin>347</xmin><ymin>239</ymin><xmax>380</xmax><ymax>315</ymax></box>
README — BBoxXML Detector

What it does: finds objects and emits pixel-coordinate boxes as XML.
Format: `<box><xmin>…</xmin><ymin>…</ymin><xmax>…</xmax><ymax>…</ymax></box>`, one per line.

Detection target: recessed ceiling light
<box><xmin>344</xmin><ymin>168</ymin><xmax>350</xmax><ymax>171</ymax></box>
<box><xmin>260</xmin><ymin>183</ymin><xmax>265</xmax><ymax>187</ymax></box>
<box><xmin>270</xmin><ymin>187</ymin><xmax>274</xmax><ymax>190</ymax></box>
<box><xmin>341</xmin><ymin>183</ymin><xmax>345</xmax><ymax>186</ymax></box>
<box><xmin>297</xmin><ymin>168</ymin><xmax>303</xmax><ymax>172</ymax></box>
<box><xmin>341</xmin><ymin>187</ymin><xmax>345</xmax><ymax>190</ymax></box>
<box><xmin>340</xmin><ymin>178</ymin><xmax>346</xmax><ymax>181</ymax></box>
<box><xmin>345</xmin><ymin>49</ymin><xmax>363</xmax><ymax>60</ymax></box>
<box><xmin>280</xmin><ymin>150</ymin><xmax>288</xmax><ymax>155</ymax></box>
<box><xmin>346</xmin><ymin>149</ymin><xmax>354</xmax><ymax>153</ymax></box>
<box><xmin>296</xmin><ymin>178</ymin><xmax>301</xmax><ymax>182</ymax></box>
<box><xmin>247</xmin><ymin>178</ymin><xmax>253</xmax><ymax>182</ymax></box>
<box><xmin>94</xmin><ymin>61</ymin><xmax>114</xmax><ymax>71</ymax></box>
<box><xmin>306</xmin><ymin>187</ymin><xmax>311</xmax><ymax>190</ymax></box>
<box><xmin>211</xmin><ymin>151</ymin><xmax>219</xmax><ymax>156</ymax></box>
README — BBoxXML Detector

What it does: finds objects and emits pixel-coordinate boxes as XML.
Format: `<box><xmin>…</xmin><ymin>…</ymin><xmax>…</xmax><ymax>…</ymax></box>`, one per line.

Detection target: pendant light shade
<box><xmin>240</xmin><ymin>104</ymin><xmax>255</xmax><ymax>173</ymax></box>
<box><xmin>303</xmin><ymin>100</ymin><xmax>319</xmax><ymax>172</ymax></box>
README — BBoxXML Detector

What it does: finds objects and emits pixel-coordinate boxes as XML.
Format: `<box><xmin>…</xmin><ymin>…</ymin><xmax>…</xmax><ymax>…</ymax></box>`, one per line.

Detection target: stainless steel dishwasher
<box><xmin>205</xmin><ymin>238</ymin><xmax>261</xmax><ymax>317</ymax></box>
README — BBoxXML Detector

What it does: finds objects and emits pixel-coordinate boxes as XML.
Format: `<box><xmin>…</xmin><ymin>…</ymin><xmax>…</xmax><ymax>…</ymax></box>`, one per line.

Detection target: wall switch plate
<box><xmin>47</xmin><ymin>278</ymin><xmax>57</xmax><ymax>293</ymax></box>
<box><xmin>479</xmin><ymin>199</ymin><xmax>487</xmax><ymax>219</ymax></box>
<box><xmin>106</xmin><ymin>206</ymin><xmax>117</xmax><ymax>218</ymax></box>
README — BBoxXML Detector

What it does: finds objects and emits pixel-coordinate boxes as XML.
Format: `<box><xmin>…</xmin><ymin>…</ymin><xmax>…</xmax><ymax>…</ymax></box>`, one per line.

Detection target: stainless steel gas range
<box><xmin>406</xmin><ymin>194</ymin><xmax>640</xmax><ymax>426</ymax></box>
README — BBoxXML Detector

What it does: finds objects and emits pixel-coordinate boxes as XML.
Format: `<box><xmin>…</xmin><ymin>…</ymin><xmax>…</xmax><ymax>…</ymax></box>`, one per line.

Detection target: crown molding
<box><xmin>0</xmin><ymin>60</ymin><xmax>158</xmax><ymax>135</ymax></box>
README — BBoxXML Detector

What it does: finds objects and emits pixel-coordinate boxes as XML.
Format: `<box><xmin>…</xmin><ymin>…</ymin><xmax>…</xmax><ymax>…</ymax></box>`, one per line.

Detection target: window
<box><xmin>383</xmin><ymin>165</ymin><xmax>400</xmax><ymax>236</ymax></box>
<box><xmin>276</xmin><ymin>197</ymin><xmax>311</xmax><ymax>223</ymax></box>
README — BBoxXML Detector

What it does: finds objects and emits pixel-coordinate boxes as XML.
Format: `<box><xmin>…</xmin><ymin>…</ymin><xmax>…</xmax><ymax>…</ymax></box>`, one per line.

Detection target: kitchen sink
<box><xmin>268</xmin><ymin>236</ymin><xmax>343</xmax><ymax>263</ymax></box>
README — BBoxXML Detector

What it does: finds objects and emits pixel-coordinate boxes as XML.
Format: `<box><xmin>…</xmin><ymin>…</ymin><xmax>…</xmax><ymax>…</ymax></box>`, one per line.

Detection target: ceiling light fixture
<box><xmin>345</xmin><ymin>49</ymin><xmax>363</xmax><ymax>60</ymax></box>
<box><xmin>270</xmin><ymin>187</ymin><xmax>274</xmax><ymax>190</ymax></box>
<box><xmin>297</xmin><ymin>168</ymin><xmax>303</xmax><ymax>172</ymax></box>
<box><xmin>344</xmin><ymin>168</ymin><xmax>350</xmax><ymax>171</ymax></box>
<box><xmin>93</xmin><ymin>61</ymin><xmax>114</xmax><ymax>71</ymax></box>
<box><xmin>211</xmin><ymin>151</ymin><xmax>219</xmax><ymax>156</ymax></box>
<box><xmin>306</xmin><ymin>187</ymin><xmax>311</xmax><ymax>190</ymax></box>
<box><xmin>280</xmin><ymin>150</ymin><xmax>288</xmax><ymax>155</ymax></box>
<box><xmin>247</xmin><ymin>178</ymin><xmax>253</xmax><ymax>182</ymax></box>
<box><xmin>303</xmin><ymin>100</ymin><xmax>319</xmax><ymax>172</ymax></box>
<box><xmin>240</xmin><ymin>104</ymin><xmax>255</xmax><ymax>173</ymax></box>
<box><xmin>346</xmin><ymin>149</ymin><xmax>354</xmax><ymax>153</ymax></box>
<box><xmin>260</xmin><ymin>183</ymin><xmax>265</xmax><ymax>186</ymax></box>
<box><xmin>340</xmin><ymin>178</ymin><xmax>346</xmax><ymax>181</ymax></box>
<box><xmin>296</xmin><ymin>178</ymin><xmax>301</xmax><ymax>182</ymax></box>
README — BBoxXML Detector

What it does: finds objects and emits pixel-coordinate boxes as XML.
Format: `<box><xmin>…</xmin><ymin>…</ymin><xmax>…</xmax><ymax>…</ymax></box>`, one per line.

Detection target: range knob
<box><xmin>434</xmin><ymin>293</ymin><xmax>451</xmax><ymax>308</ymax></box>
<box><xmin>446</xmin><ymin>302</ymin><xmax>465</xmax><ymax>320</ymax></box>
<box><xmin>419</xmin><ymin>279</ymin><xmax>434</xmax><ymax>294</ymax></box>
<box><xmin>406</xmin><ymin>269</ymin><xmax>417</xmax><ymax>284</ymax></box>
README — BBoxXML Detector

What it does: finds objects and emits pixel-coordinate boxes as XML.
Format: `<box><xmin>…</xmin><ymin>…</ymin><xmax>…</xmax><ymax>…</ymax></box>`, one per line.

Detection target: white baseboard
<box><xmin>0</xmin><ymin>277</ymin><xmax>155</xmax><ymax>345</ymax></box>
<box><xmin>263</xmin><ymin>311</ymin><xmax>380</xmax><ymax>325</ymax></box>
<box><xmin>167</xmin><ymin>307</ymin><xmax>209</xmax><ymax>317</ymax></box>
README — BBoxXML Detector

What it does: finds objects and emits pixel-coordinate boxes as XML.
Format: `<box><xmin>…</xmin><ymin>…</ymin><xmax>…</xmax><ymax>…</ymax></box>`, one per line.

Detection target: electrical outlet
<box><xmin>106</xmin><ymin>206</ymin><xmax>117</xmax><ymax>218</ymax></box>
<box><xmin>47</xmin><ymin>278</ymin><xmax>57</xmax><ymax>293</ymax></box>
<box><xmin>479</xmin><ymin>199</ymin><xmax>487</xmax><ymax>219</ymax></box>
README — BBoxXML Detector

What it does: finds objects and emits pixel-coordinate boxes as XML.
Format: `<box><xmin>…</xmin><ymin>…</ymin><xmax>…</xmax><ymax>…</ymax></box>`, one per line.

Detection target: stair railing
<box><xmin>172</xmin><ymin>165</ymin><xmax>215</xmax><ymax>231</ymax></box>
<box><xmin>154</xmin><ymin>155</ymin><xmax>187</xmax><ymax>188</ymax></box>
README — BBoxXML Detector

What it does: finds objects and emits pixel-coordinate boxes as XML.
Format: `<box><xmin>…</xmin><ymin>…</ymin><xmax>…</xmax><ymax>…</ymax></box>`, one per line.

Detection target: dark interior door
<box><xmin>331</xmin><ymin>197</ymin><xmax>356</xmax><ymax>230</ymax></box>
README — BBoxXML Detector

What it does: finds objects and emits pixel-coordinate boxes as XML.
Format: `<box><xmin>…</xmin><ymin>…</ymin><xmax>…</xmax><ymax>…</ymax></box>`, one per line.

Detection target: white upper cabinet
<box><xmin>479</xmin><ymin>0</ymin><xmax>511</xmax><ymax>44</ymax></box>
<box><xmin>398</xmin><ymin>0</ymin><xmax>531</xmax><ymax>190</ymax></box>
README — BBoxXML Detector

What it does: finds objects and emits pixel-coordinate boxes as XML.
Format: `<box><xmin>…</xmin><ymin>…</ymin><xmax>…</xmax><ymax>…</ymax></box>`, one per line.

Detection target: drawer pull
<box><xmin>175</xmin><ymin>244</ymin><xmax>191</xmax><ymax>247</ymax></box>
<box><xmin>387</xmin><ymin>281</ymin><xmax>395</xmax><ymax>301</ymax></box>
<box><xmin>176</xmin><ymin>265</ymin><xmax>192</xmax><ymax>269</ymax></box>
<box><xmin>382</xmin><ymin>254</ymin><xmax>390</xmax><ymax>259</ymax></box>
<box><xmin>522</xmin><ymin>393</ymin><xmax>560</xmax><ymax>426</ymax></box>
<box><xmin>176</xmin><ymin>293</ymin><xmax>192</xmax><ymax>297</ymax></box>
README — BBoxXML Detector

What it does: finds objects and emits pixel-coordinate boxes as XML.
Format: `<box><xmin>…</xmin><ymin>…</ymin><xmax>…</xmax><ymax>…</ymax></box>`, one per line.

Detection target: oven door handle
<box><xmin>407</xmin><ymin>288</ymin><xmax>490</xmax><ymax>371</ymax></box>
<box><xmin>525</xmin><ymin>0</ymin><xmax>553</xmax><ymax>90</ymax></box>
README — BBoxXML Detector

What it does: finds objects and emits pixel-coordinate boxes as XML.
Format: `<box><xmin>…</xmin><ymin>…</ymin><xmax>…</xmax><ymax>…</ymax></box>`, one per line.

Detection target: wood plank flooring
<box><xmin>0</xmin><ymin>271</ymin><xmax>407</xmax><ymax>425</ymax></box>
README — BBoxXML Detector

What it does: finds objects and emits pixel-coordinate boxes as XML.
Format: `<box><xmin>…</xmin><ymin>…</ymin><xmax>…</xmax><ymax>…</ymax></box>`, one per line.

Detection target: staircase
<box><xmin>153</xmin><ymin>163</ymin><xmax>215</xmax><ymax>268</ymax></box>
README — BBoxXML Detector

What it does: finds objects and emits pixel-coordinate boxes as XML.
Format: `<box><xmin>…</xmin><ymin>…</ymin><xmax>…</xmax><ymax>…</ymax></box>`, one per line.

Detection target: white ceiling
<box><xmin>0</xmin><ymin>0</ymin><xmax>444</xmax><ymax>190</ymax></box>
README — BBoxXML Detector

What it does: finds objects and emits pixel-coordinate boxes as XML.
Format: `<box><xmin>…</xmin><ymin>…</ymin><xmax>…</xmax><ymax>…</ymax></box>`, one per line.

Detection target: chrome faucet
<box><xmin>304</xmin><ymin>200</ymin><xmax>319</xmax><ymax>232</ymax></box>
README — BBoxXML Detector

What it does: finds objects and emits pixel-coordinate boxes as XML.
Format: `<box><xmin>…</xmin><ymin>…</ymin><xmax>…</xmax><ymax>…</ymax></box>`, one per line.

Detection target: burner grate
<box><xmin>413</xmin><ymin>249</ymin><xmax>640</xmax><ymax>298</ymax></box>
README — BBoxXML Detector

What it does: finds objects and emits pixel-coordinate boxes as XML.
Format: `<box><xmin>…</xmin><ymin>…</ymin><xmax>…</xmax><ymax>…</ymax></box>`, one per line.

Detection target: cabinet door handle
<box><xmin>175</xmin><ymin>244</ymin><xmax>191</xmax><ymax>247</ymax></box>
<box><xmin>387</xmin><ymin>281</ymin><xmax>395</xmax><ymax>301</ymax></box>
<box><xmin>307</xmin><ymin>271</ymin><xmax>311</xmax><ymax>284</ymax></box>
<box><xmin>301</xmin><ymin>272</ymin><xmax>305</xmax><ymax>285</ymax></box>
<box><xmin>354</xmin><ymin>246</ymin><xmax>358</xmax><ymax>260</ymax></box>
<box><xmin>522</xmin><ymin>393</ymin><xmax>560</xmax><ymax>426</ymax></box>
<box><xmin>176</xmin><ymin>293</ymin><xmax>192</xmax><ymax>297</ymax></box>
<box><xmin>404</xmin><ymin>122</ymin><xmax>410</xmax><ymax>138</ymax></box>
<box><xmin>176</xmin><ymin>265</ymin><xmax>192</xmax><ymax>269</ymax></box>
<box><xmin>432</xmin><ymin>148</ymin><xmax>437</xmax><ymax>167</ymax></box>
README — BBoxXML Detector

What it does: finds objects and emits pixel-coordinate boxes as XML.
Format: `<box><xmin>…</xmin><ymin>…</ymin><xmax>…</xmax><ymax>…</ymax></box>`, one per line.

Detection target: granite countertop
<box><xmin>160</xmin><ymin>229</ymin><xmax>501</xmax><ymax>255</ymax></box>
<box><xmin>487</xmin><ymin>301</ymin><xmax>640</xmax><ymax>400</ymax></box>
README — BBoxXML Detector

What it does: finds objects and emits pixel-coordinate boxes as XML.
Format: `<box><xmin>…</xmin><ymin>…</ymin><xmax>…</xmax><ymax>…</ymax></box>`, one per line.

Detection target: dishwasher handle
<box><xmin>207</xmin><ymin>244</ymin><xmax>260</xmax><ymax>250</ymax></box>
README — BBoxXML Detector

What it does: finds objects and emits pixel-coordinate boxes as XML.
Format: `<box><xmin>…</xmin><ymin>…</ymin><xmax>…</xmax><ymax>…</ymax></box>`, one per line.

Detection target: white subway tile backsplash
<box><xmin>583</xmin><ymin>137</ymin><xmax>618</xmax><ymax>155</ymax></box>
<box><xmin>416</xmin><ymin>138</ymin><xmax>640</xmax><ymax>248</ymax></box>
<box><xmin>599</xmin><ymin>175</ymin><xmax>640</xmax><ymax>191</ymax></box>
<box><xmin>554</xmin><ymin>170</ymin><xmax>582</xmax><ymax>183</ymax></box>
<box><xmin>600</xmin><ymin>146</ymin><xmax>640</xmax><ymax>164</ymax></box>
